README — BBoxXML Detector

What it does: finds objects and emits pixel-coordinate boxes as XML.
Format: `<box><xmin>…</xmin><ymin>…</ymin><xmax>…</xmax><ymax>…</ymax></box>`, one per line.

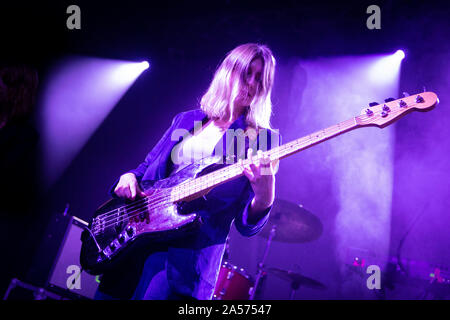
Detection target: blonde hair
<box><xmin>200</xmin><ymin>43</ymin><xmax>276</xmax><ymax>129</ymax></box>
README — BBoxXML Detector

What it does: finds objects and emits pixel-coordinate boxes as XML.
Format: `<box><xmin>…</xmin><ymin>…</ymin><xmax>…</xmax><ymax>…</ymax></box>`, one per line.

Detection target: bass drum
<box><xmin>213</xmin><ymin>261</ymin><xmax>254</xmax><ymax>300</ymax></box>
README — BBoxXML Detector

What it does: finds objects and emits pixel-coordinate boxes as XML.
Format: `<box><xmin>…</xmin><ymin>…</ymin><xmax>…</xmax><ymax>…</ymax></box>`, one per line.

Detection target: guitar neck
<box><xmin>171</xmin><ymin>116</ymin><xmax>360</xmax><ymax>202</ymax></box>
<box><xmin>267</xmin><ymin>117</ymin><xmax>359</xmax><ymax>161</ymax></box>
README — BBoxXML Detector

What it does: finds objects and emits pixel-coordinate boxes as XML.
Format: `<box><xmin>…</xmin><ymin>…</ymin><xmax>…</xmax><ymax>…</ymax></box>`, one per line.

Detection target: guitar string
<box><xmin>94</xmin><ymin>165</ymin><xmax>243</xmax><ymax>230</ymax></box>
<box><xmin>95</xmin><ymin>167</ymin><xmax>245</xmax><ymax>231</ymax></box>
<box><xmin>94</xmin><ymin>124</ymin><xmax>358</xmax><ymax>231</ymax></box>
<box><xmin>95</xmin><ymin>197</ymin><xmax>174</xmax><ymax>232</ymax></box>
<box><xmin>95</xmin><ymin>168</ymin><xmax>239</xmax><ymax>230</ymax></box>
<box><xmin>94</xmin><ymin>161</ymin><xmax>244</xmax><ymax>223</ymax></box>
<box><xmin>95</xmin><ymin>186</ymin><xmax>194</xmax><ymax>229</ymax></box>
<box><xmin>94</xmin><ymin>110</ymin><xmax>398</xmax><ymax>231</ymax></box>
<box><xmin>94</xmin><ymin>115</ymin><xmax>369</xmax><ymax>229</ymax></box>
<box><xmin>94</xmin><ymin>163</ymin><xmax>239</xmax><ymax>223</ymax></box>
<box><xmin>93</xmin><ymin>177</ymin><xmax>208</xmax><ymax>222</ymax></box>
<box><xmin>94</xmin><ymin>187</ymin><xmax>171</xmax><ymax>219</ymax></box>
<box><xmin>93</xmin><ymin>159</ymin><xmax>246</xmax><ymax>221</ymax></box>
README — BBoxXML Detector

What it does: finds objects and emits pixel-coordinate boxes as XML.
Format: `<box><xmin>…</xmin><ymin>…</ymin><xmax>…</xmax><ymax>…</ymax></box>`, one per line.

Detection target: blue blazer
<box><xmin>110</xmin><ymin>108</ymin><xmax>280</xmax><ymax>299</ymax></box>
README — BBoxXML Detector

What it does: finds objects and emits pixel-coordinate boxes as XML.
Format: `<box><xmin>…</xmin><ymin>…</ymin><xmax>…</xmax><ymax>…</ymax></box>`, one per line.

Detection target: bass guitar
<box><xmin>80</xmin><ymin>92</ymin><xmax>438</xmax><ymax>275</ymax></box>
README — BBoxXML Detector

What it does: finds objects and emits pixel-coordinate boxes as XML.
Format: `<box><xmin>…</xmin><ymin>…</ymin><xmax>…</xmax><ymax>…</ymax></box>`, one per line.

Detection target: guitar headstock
<box><xmin>356</xmin><ymin>92</ymin><xmax>438</xmax><ymax>128</ymax></box>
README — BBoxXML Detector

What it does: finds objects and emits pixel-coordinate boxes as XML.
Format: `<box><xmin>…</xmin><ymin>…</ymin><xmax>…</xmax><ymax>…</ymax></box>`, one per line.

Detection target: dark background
<box><xmin>0</xmin><ymin>0</ymin><xmax>449</xmax><ymax>299</ymax></box>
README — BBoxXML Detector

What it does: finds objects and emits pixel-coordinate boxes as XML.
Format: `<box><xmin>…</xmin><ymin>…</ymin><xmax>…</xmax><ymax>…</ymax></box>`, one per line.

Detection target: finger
<box><xmin>114</xmin><ymin>186</ymin><xmax>121</xmax><ymax>197</ymax></box>
<box><xmin>136</xmin><ymin>183</ymin><xmax>146</xmax><ymax>197</ymax></box>
<box><xmin>130</xmin><ymin>184</ymin><xmax>136</xmax><ymax>200</ymax></box>
<box><xmin>124</xmin><ymin>186</ymin><xmax>132</xmax><ymax>200</ymax></box>
<box><xmin>247</xmin><ymin>148</ymin><xmax>253</xmax><ymax>163</ymax></box>
<box><xmin>257</xmin><ymin>150</ymin><xmax>264</xmax><ymax>162</ymax></box>
<box><xmin>255</xmin><ymin>150</ymin><xmax>263</xmax><ymax>168</ymax></box>
<box><xmin>238</xmin><ymin>159</ymin><xmax>245</xmax><ymax>172</ymax></box>
<box><xmin>259</xmin><ymin>154</ymin><xmax>271</xmax><ymax>175</ymax></box>
<box><xmin>249</xmin><ymin>162</ymin><xmax>260</xmax><ymax>178</ymax></box>
<box><xmin>138</xmin><ymin>187</ymin><xmax>146</xmax><ymax>197</ymax></box>
<box><xmin>243</xmin><ymin>166</ymin><xmax>255</xmax><ymax>181</ymax></box>
<box><xmin>114</xmin><ymin>180</ymin><xmax>126</xmax><ymax>193</ymax></box>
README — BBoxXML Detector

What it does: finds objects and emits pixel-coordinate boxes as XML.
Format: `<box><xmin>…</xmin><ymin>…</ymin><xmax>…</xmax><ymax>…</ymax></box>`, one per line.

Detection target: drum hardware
<box><xmin>266</xmin><ymin>267</ymin><xmax>327</xmax><ymax>299</ymax></box>
<box><xmin>249</xmin><ymin>199</ymin><xmax>323</xmax><ymax>299</ymax></box>
<box><xmin>216</xmin><ymin>199</ymin><xmax>323</xmax><ymax>300</ymax></box>
<box><xmin>249</xmin><ymin>225</ymin><xmax>276</xmax><ymax>300</ymax></box>
<box><xmin>223</xmin><ymin>235</ymin><xmax>230</xmax><ymax>260</ymax></box>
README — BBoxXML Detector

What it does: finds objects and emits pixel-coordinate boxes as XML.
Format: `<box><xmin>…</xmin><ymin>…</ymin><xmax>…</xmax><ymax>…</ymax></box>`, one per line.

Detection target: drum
<box><xmin>213</xmin><ymin>261</ymin><xmax>254</xmax><ymax>300</ymax></box>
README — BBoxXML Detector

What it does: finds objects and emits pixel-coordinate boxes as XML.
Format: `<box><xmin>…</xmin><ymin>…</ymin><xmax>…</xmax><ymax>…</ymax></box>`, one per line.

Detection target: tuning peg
<box><xmin>402</xmin><ymin>92</ymin><xmax>410</xmax><ymax>97</ymax></box>
<box><xmin>368</xmin><ymin>102</ymin><xmax>379</xmax><ymax>107</ymax></box>
<box><xmin>384</xmin><ymin>98</ymin><xmax>395</xmax><ymax>103</ymax></box>
<box><xmin>398</xmin><ymin>100</ymin><xmax>408</xmax><ymax>108</ymax></box>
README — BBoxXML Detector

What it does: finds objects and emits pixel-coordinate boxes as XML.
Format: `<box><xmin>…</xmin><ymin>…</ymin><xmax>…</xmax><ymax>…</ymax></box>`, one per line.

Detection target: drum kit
<box><xmin>213</xmin><ymin>199</ymin><xmax>326</xmax><ymax>300</ymax></box>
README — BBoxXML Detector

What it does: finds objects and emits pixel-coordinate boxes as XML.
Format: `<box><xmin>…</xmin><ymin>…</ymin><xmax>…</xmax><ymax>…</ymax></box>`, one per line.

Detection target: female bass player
<box><xmin>94</xmin><ymin>43</ymin><xmax>281</xmax><ymax>300</ymax></box>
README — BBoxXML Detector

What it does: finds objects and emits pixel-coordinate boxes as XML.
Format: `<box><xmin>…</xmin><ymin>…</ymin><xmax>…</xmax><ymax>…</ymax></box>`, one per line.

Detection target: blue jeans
<box><xmin>94</xmin><ymin>251</ymin><xmax>194</xmax><ymax>300</ymax></box>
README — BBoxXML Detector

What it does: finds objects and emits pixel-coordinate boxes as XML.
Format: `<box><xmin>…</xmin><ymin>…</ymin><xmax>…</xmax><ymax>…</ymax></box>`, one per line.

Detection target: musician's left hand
<box><xmin>239</xmin><ymin>148</ymin><xmax>276</xmax><ymax>215</ymax></box>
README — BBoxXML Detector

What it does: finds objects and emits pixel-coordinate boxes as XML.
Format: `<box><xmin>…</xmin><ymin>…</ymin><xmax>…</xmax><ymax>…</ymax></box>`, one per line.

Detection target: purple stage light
<box><xmin>111</xmin><ymin>60</ymin><xmax>150</xmax><ymax>85</ymax></box>
<box><xmin>367</xmin><ymin>51</ymin><xmax>404</xmax><ymax>86</ymax></box>
<box><xmin>271</xmin><ymin>55</ymin><xmax>399</xmax><ymax>286</ymax></box>
<box><xmin>394</xmin><ymin>49</ymin><xmax>405</xmax><ymax>60</ymax></box>
<box><xmin>40</xmin><ymin>57</ymin><xmax>150</xmax><ymax>188</ymax></box>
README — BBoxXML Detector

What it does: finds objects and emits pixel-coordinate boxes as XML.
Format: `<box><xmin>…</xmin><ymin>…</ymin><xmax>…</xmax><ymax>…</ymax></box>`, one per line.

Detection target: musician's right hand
<box><xmin>114</xmin><ymin>172</ymin><xmax>146</xmax><ymax>200</ymax></box>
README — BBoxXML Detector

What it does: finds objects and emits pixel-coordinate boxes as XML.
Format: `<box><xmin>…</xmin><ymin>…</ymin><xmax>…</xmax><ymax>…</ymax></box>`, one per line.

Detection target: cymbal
<box><xmin>259</xmin><ymin>199</ymin><xmax>323</xmax><ymax>243</ymax></box>
<box><xmin>267</xmin><ymin>267</ymin><xmax>327</xmax><ymax>290</ymax></box>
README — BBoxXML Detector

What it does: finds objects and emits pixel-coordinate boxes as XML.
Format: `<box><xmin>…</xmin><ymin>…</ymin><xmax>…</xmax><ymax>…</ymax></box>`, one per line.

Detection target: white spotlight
<box><xmin>368</xmin><ymin>51</ymin><xmax>405</xmax><ymax>86</ymax></box>
<box><xmin>140</xmin><ymin>61</ymin><xmax>150</xmax><ymax>70</ymax></box>
<box><xmin>394</xmin><ymin>50</ymin><xmax>405</xmax><ymax>60</ymax></box>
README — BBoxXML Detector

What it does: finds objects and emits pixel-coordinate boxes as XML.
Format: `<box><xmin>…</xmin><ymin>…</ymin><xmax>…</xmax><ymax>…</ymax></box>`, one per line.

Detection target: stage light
<box><xmin>394</xmin><ymin>50</ymin><xmax>405</xmax><ymax>60</ymax></box>
<box><xmin>292</xmin><ymin>55</ymin><xmax>399</xmax><ymax>275</ymax></box>
<box><xmin>40</xmin><ymin>57</ymin><xmax>151</xmax><ymax>188</ymax></box>
<box><xmin>112</xmin><ymin>61</ymin><xmax>150</xmax><ymax>85</ymax></box>
<box><xmin>140</xmin><ymin>61</ymin><xmax>150</xmax><ymax>70</ymax></box>
<box><xmin>367</xmin><ymin>51</ymin><xmax>405</xmax><ymax>86</ymax></box>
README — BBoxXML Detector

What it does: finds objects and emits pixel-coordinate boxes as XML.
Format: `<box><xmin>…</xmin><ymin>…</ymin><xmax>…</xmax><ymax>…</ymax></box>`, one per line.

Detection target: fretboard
<box><xmin>171</xmin><ymin>117</ymin><xmax>359</xmax><ymax>201</ymax></box>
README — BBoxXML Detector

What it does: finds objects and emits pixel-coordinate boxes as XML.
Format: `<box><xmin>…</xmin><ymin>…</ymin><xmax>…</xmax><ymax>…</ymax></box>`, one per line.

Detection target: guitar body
<box><xmin>80</xmin><ymin>156</ymin><xmax>222</xmax><ymax>275</ymax></box>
